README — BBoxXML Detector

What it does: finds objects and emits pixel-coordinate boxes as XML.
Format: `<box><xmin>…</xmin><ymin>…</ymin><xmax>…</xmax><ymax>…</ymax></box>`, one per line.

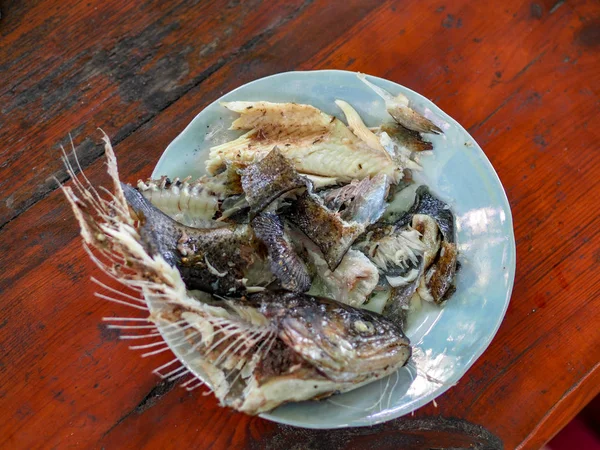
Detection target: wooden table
<box><xmin>1</xmin><ymin>0</ymin><xmax>598</xmax><ymax>448</ymax></box>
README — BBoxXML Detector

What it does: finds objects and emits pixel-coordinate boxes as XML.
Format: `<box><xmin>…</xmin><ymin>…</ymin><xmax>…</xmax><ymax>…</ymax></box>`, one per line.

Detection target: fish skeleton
<box><xmin>59</xmin><ymin>134</ymin><xmax>411</xmax><ymax>414</ymax></box>
<box><xmin>138</xmin><ymin>164</ymin><xmax>243</xmax><ymax>228</ymax></box>
<box><xmin>207</xmin><ymin>101</ymin><xmax>403</xmax><ymax>183</ymax></box>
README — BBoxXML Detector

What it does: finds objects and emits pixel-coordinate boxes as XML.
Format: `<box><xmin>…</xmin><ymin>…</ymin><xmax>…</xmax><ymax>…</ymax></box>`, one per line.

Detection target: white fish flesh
<box><xmin>207</xmin><ymin>101</ymin><xmax>402</xmax><ymax>183</ymax></box>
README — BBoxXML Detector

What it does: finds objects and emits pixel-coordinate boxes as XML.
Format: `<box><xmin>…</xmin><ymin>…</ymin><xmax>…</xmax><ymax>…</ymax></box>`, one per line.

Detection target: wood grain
<box><xmin>0</xmin><ymin>0</ymin><xmax>599</xmax><ymax>449</ymax></box>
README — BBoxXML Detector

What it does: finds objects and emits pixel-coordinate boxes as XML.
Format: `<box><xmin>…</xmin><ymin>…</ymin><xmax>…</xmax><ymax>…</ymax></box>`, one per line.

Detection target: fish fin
<box><xmin>389</xmin><ymin>106</ymin><xmax>443</xmax><ymax>135</ymax></box>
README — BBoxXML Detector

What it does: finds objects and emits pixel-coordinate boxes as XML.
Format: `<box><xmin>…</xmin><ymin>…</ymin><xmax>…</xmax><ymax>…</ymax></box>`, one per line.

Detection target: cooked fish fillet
<box><xmin>207</xmin><ymin>101</ymin><xmax>402</xmax><ymax>183</ymax></box>
<box><xmin>308</xmin><ymin>248</ymin><xmax>380</xmax><ymax>308</ymax></box>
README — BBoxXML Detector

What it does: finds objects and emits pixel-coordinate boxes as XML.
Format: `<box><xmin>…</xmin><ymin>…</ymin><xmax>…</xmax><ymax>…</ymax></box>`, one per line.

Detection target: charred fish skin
<box><xmin>380</xmin><ymin>123</ymin><xmax>433</xmax><ymax>153</ymax></box>
<box><xmin>122</xmin><ymin>183</ymin><xmax>271</xmax><ymax>294</ymax></box>
<box><xmin>244</xmin><ymin>291</ymin><xmax>411</xmax><ymax>383</ymax></box>
<box><xmin>422</xmin><ymin>240</ymin><xmax>458</xmax><ymax>304</ymax></box>
<box><xmin>286</xmin><ymin>175</ymin><xmax>389</xmax><ymax>271</ymax></box>
<box><xmin>391</xmin><ymin>185</ymin><xmax>455</xmax><ymax>242</ymax></box>
<box><xmin>285</xmin><ymin>191</ymin><xmax>364</xmax><ymax>271</ymax></box>
<box><xmin>251</xmin><ymin>212</ymin><xmax>311</xmax><ymax>293</ymax></box>
<box><xmin>241</xmin><ymin>147</ymin><xmax>308</xmax><ymax>217</ymax></box>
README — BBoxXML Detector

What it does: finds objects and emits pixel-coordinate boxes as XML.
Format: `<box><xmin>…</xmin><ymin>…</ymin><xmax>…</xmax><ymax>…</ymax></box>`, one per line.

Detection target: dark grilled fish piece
<box><xmin>286</xmin><ymin>175</ymin><xmax>388</xmax><ymax>271</ymax></box>
<box><xmin>388</xmin><ymin>187</ymin><xmax>458</xmax><ymax>304</ymax></box>
<box><xmin>122</xmin><ymin>183</ymin><xmax>272</xmax><ymax>294</ymax></box>
<box><xmin>251</xmin><ymin>212</ymin><xmax>311</xmax><ymax>292</ymax></box>
<box><xmin>420</xmin><ymin>241</ymin><xmax>458</xmax><ymax>304</ymax></box>
<box><xmin>241</xmin><ymin>147</ymin><xmax>308</xmax><ymax>217</ymax></box>
<box><xmin>285</xmin><ymin>191</ymin><xmax>365</xmax><ymax>271</ymax></box>
<box><xmin>243</xmin><ymin>291</ymin><xmax>412</xmax><ymax>383</ymax></box>
<box><xmin>390</xmin><ymin>185</ymin><xmax>455</xmax><ymax>242</ymax></box>
<box><xmin>380</xmin><ymin>123</ymin><xmax>433</xmax><ymax>152</ymax></box>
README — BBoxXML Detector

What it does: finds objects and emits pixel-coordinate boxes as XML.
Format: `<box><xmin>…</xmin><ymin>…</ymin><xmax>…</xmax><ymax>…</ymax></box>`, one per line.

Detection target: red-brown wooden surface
<box><xmin>1</xmin><ymin>0</ymin><xmax>599</xmax><ymax>448</ymax></box>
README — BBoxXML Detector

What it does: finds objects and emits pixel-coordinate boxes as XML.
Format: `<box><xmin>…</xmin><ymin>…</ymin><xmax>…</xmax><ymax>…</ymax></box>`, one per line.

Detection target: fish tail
<box><xmin>60</xmin><ymin>134</ymin><xmax>278</xmax><ymax>406</ymax></box>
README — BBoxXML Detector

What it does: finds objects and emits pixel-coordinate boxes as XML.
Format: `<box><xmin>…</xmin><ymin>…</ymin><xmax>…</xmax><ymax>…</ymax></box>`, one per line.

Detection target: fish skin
<box><xmin>286</xmin><ymin>174</ymin><xmax>389</xmax><ymax>271</ymax></box>
<box><xmin>208</xmin><ymin>101</ymin><xmax>401</xmax><ymax>183</ymax></box>
<box><xmin>423</xmin><ymin>241</ymin><xmax>458</xmax><ymax>304</ymax></box>
<box><xmin>382</xmin><ymin>257</ymin><xmax>424</xmax><ymax>328</ymax></box>
<box><xmin>241</xmin><ymin>147</ymin><xmax>308</xmax><ymax>217</ymax></box>
<box><xmin>285</xmin><ymin>191</ymin><xmax>365</xmax><ymax>271</ymax></box>
<box><xmin>388</xmin><ymin>185</ymin><xmax>455</xmax><ymax>242</ymax></box>
<box><xmin>122</xmin><ymin>183</ymin><xmax>272</xmax><ymax>294</ymax></box>
<box><xmin>245</xmin><ymin>291</ymin><xmax>411</xmax><ymax>383</ymax></box>
<box><xmin>251</xmin><ymin>212</ymin><xmax>311</xmax><ymax>293</ymax></box>
<box><xmin>380</xmin><ymin>123</ymin><xmax>433</xmax><ymax>152</ymax></box>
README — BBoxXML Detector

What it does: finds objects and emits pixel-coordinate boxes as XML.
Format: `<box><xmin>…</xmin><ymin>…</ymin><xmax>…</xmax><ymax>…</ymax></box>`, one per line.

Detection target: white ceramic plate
<box><xmin>151</xmin><ymin>70</ymin><xmax>516</xmax><ymax>428</ymax></box>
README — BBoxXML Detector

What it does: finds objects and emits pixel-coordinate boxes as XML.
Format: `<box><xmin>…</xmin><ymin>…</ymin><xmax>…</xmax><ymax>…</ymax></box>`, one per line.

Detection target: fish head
<box><xmin>254</xmin><ymin>292</ymin><xmax>411</xmax><ymax>383</ymax></box>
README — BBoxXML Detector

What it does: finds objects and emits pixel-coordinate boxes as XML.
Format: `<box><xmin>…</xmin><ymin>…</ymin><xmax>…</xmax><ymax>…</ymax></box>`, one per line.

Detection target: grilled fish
<box><xmin>60</xmin><ymin>137</ymin><xmax>412</xmax><ymax>414</ymax></box>
<box><xmin>391</xmin><ymin>186</ymin><xmax>458</xmax><ymax>304</ymax></box>
<box><xmin>378</xmin><ymin>123</ymin><xmax>433</xmax><ymax>153</ymax></box>
<box><xmin>207</xmin><ymin>101</ymin><xmax>402</xmax><ymax>183</ymax></box>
